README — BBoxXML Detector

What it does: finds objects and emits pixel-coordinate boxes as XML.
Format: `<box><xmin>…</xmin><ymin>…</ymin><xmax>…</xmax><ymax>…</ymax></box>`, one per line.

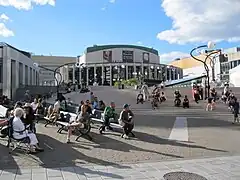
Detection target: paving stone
<box><xmin>47</xmin><ymin>168</ymin><xmax>62</xmax><ymax>177</ymax></box>
<box><xmin>0</xmin><ymin>174</ymin><xmax>16</xmax><ymax>180</ymax></box>
<box><xmin>15</xmin><ymin>173</ymin><xmax>32</xmax><ymax>180</ymax></box>
<box><xmin>32</xmin><ymin>173</ymin><xmax>47</xmax><ymax>180</ymax></box>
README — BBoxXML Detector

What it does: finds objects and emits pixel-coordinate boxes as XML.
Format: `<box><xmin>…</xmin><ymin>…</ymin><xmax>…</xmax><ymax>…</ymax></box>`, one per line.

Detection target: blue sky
<box><xmin>0</xmin><ymin>0</ymin><xmax>239</xmax><ymax>63</ymax></box>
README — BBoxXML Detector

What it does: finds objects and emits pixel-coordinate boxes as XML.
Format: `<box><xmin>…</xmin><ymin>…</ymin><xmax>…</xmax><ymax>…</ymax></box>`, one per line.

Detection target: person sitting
<box><xmin>46</xmin><ymin>105</ymin><xmax>53</xmax><ymax>118</ymax></box>
<box><xmin>49</xmin><ymin>108</ymin><xmax>60</xmax><ymax>124</ymax></box>
<box><xmin>174</xmin><ymin>90</ymin><xmax>181</xmax><ymax>106</ymax></box>
<box><xmin>31</xmin><ymin>98</ymin><xmax>38</xmax><ymax>113</ymax></box>
<box><xmin>182</xmin><ymin>95</ymin><xmax>190</xmax><ymax>108</ymax></box>
<box><xmin>66</xmin><ymin>105</ymin><xmax>86</xmax><ymax>143</ymax></box>
<box><xmin>206</xmin><ymin>97</ymin><xmax>214</xmax><ymax>111</ymax></box>
<box><xmin>14</xmin><ymin>101</ymin><xmax>23</xmax><ymax>109</ymax></box>
<box><xmin>99</xmin><ymin>102</ymin><xmax>116</xmax><ymax>134</ymax></box>
<box><xmin>77</xmin><ymin>101</ymin><xmax>85</xmax><ymax>113</ymax></box>
<box><xmin>136</xmin><ymin>92</ymin><xmax>144</xmax><ymax>104</ymax></box>
<box><xmin>221</xmin><ymin>91</ymin><xmax>227</xmax><ymax>103</ymax></box>
<box><xmin>160</xmin><ymin>92</ymin><xmax>166</xmax><ymax>102</ymax></box>
<box><xmin>85</xmin><ymin>100</ymin><xmax>93</xmax><ymax>115</ymax></box>
<box><xmin>98</xmin><ymin>100</ymin><xmax>106</xmax><ymax>111</ymax></box>
<box><xmin>22</xmin><ymin>103</ymin><xmax>36</xmax><ymax>133</ymax></box>
<box><xmin>36</xmin><ymin>98</ymin><xmax>44</xmax><ymax>115</ymax></box>
<box><xmin>151</xmin><ymin>96</ymin><xmax>159</xmax><ymax>109</ymax></box>
<box><xmin>210</xmin><ymin>88</ymin><xmax>217</xmax><ymax>100</ymax></box>
<box><xmin>12</xmin><ymin>108</ymin><xmax>43</xmax><ymax>153</ymax></box>
<box><xmin>92</xmin><ymin>97</ymin><xmax>99</xmax><ymax>109</ymax></box>
<box><xmin>118</xmin><ymin>104</ymin><xmax>135</xmax><ymax>139</ymax></box>
<box><xmin>232</xmin><ymin>98</ymin><xmax>240</xmax><ymax>124</ymax></box>
<box><xmin>54</xmin><ymin>99</ymin><xmax>61</xmax><ymax>111</ymax></box>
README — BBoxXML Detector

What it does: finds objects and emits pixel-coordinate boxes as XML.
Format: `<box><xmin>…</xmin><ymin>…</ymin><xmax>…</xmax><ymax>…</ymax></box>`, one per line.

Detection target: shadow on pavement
<box><xmin>27</xmin><ymin>133</ymin><xmax>127</xmax><ymax>178</ymax></box>
<box><xmin>135</xmin><ymin>114</ymin><xmax>237</xmax><ymax>129</ymax></box>
<box><xmin>132</xmin><ymin>131</ymin><xmax>228</xmax><ymax>153</ymax></box>
<box><xmin>89</xmin><ymin>132</ymin><xmax>183</xmax><ymax>159</ymax></box>
<box><xmin>0</xmin><ymin>140</ymin><xmax>21</xmax><ymax>174</ymax></box>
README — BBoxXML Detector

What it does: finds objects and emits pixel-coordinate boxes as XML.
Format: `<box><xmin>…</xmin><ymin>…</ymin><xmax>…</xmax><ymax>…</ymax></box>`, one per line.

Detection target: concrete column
<box><xmin>125</xmin><ymin>65</ymin><xmax>128</xmax><ymax>80</ymax></box>
<box><xmin>102</xmin><ymin>64</ymin><xmax>104</xmax><ymax>85</ymax></box>
<box><xmin>154</xmin><ymin>66</ymin><xmax>157</xmax><ymax>80</ymax></box>
<box><xmin>15</xmin><ymin>61</ymin><xmax>19</xmax><ymax>88</ymax></box>
<box><xmin>148</xmin><ymin>65</ymin><xmax>151</xmax><ymax>79</ymax></box>
<box><xmin>94</xmin><ymin>65</ymin><xmax>96</xmax><ymax>82</ymax></box>
<box><xmin>72</xmin><ymin>65</ymin><xmax>75</xmax><ymax>84</ymax></box>
<box><xmin>169</xmin><ymin>69</ymin><xmax>172</xmax><ymax>81</ymax></box>
<box><xmin>110</xmin><ymin>65</ymin><xmax>112</xmax><ymax>86</ymax></box>
<box><xmin>27</xmin><ymin>66</ymin><xmax>31</xmax><ymax>85</ymax></box>
<box><xmin>22</xmin><ymin>65</ymin><xmax>25</xmax><ymax>85</ymax></box>
<box><xmin>79</xmin><ymin>67</ymin><xmax>82</xmax><ymax>86</ymax></box>
<box><xmin>86</xmin><ymin>66</ymin><xmax>89</xmax><ymax>86</ymax></box>
<box><xmin>2</xmin><ymin>47</ymin><xmax>11</xmax><ymax>98</ymax></box>
<box><xmin>133</xmin><ymin>64</ymin><xmax>136</xmax><ymax>78</ymax></box>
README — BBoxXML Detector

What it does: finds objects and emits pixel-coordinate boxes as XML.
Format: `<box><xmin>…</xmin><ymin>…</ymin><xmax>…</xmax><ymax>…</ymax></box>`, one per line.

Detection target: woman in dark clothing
<box><xmin>23</xmin><ymin>103</ymin><xmax>36</xmax><ymax>133</ymax></box>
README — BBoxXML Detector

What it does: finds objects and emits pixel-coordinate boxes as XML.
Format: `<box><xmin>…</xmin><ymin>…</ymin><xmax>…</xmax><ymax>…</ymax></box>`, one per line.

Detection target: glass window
<box><xmin>233</xmin><ymin>60</ymin><xmax>237</xmax><ymax>68</ymax></box>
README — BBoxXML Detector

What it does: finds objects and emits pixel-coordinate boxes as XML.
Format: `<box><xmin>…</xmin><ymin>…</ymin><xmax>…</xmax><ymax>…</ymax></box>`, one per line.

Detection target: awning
<box><xmin>165</xmin><ymin>74</ymin><xmax>207</xmax><ymax>87</ymax></box>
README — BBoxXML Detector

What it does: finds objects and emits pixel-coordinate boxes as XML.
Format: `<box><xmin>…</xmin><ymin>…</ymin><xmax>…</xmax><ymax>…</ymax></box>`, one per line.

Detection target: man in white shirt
<box><xmin>54</xmin><ymin>99</ymin><xmax>61</xmax><ymax>111</ymax></box>
<box><xmin>31</xmin><ymin>98</ymin><xmax>38</xmax><ymax>112</ymax></box>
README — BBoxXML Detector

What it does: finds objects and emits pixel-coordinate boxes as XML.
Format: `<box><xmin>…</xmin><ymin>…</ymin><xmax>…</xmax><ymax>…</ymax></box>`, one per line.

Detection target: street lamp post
<box><xmin>190</xmin><ymin>41</ymin><xmax>216</xmax><ymax>99</ymax></box>
<box><xmin>53</xmin><ymin>62</ymin><xmax>84</xmax><ymax>95</ymax></box>
<box><xmin>33</xmin><ymin>63</ymin><xmax>63</xmax><ymax>87</ymax></box>
<box><xmin>204</xmin><ymin>49</ymin><xmax>222</xmax><ymax>82</ymax></box>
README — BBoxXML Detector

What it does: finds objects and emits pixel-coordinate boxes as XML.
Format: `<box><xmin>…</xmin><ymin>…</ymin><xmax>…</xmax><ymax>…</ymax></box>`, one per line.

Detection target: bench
<box><xmin>55</xmin><ymin>111</ymin><xmax>92</xmax><ymax>141</ymax></box>
<box><xmin>44</xmin><ymin>116</ymin><xmax>54</xmax><ymax>127</ymax></box>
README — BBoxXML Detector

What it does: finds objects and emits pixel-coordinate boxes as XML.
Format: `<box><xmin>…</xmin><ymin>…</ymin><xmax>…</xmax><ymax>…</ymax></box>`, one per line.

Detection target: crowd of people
<box><xmin>0</xmin><ymin>100</ymin><xmax>44</xmax><ymax>154</ymax></box>
<box><xmin>0</xmin><ymin>82</ymin><xmax>239</xmax><ymax>154</ymax></box>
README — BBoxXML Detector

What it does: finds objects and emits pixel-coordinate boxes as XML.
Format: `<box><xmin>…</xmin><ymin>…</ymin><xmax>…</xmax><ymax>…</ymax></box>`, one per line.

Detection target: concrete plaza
<box><xmin>0</xmin><ymin>86</ymin><xmax>240</xmax><ymax>179</ymax></box>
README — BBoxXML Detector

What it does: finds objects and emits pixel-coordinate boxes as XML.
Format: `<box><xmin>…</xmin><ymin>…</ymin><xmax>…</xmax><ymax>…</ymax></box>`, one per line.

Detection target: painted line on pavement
<box><xmin>168</xmin><ymin>117</ymin><xmax>188</xmax><ymax>142</ymax></box>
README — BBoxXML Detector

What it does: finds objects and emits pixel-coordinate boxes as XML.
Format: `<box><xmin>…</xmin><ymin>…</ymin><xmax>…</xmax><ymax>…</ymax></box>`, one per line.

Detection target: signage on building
<box><xmin>103</xmin><ymin>50</ymin><xmax>112</xmax><ymax>62</ymax></box>
<box><xmin>143</xmin><ymin>52</ymin><xmax>150</xmax><ymax>63</ymax></box>
<box><xmin>122</xmin><ymin>50</ymin><xmax>134</xmax><ymax>63</ymax></box>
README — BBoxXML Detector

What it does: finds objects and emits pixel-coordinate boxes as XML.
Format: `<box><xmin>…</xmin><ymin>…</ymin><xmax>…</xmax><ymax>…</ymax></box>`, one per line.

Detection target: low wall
<box><xmin>14</xmin><ymin>85</ymin><xmax>60</xmax><ymax>101</ymax></box>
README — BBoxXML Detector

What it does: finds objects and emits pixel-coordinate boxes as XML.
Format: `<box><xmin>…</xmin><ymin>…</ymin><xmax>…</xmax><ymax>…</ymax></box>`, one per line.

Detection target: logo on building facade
<box><xmin>143</xmin><ymin>52</ymin><xmax>150</xmax><ymax>63</ymax></box>
<box><xmin>103</xmin><ymin>50</ymin><xmax>112</xmax><ymax>62</ymax></box>
<box><xmin>122</xmin><ymin>50</ymin><xmax>134</xmax><ymax>63</ymax></box>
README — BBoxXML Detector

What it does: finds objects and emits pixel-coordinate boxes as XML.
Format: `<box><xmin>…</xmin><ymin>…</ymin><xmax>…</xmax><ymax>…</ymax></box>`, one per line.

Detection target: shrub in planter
<box><xmin>114</xmin><ymin>81</ymin><xmax>120</xmax><ymax>87</ymax></box>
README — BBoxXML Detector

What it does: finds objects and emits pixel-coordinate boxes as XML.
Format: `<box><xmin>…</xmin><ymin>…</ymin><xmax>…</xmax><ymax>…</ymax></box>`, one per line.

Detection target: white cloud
<box><xmin>157</xmin><ymin>0</ymin><xmax>240</xmax><ymax>44</ymax></box>
<box><xmin>101</xmin><ymin>7</ymin><xmax>106</xmax><ymax>11</ymax></box>
<box><xmin>160</xmin><ymin>51</ymin><xmax>189</xmax><ymax>64</ymax></box>
<box><xmin>109</xmin><ymin>0</ymin><xmax>116</xmax><ymax>3</ymax></box>
<box><xmin>136</xmin><ymin>41</ymin><xmax>143</xmax><ymax>45</ymax></box>
<box><xmin>0</xmin><ymin>13</ymin><xmax>9</xmax><ymax>22</ymax></box>
<box><xmin>0</xmin><ymin>23</ymin><xmax>14</xmax><ymax>37</ymax></box>
<box><xmin>0</xmin><ymin>0</ymin><xmax>55</xmax><ymax>10</ymax></box>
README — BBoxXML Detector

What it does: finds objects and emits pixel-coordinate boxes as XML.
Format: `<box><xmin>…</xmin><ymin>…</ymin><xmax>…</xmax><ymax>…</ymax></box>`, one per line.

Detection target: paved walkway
<box><xmin>0</xmin><ymin>155</ymin><xmax>240</xmax><ymax>180</ymax></box>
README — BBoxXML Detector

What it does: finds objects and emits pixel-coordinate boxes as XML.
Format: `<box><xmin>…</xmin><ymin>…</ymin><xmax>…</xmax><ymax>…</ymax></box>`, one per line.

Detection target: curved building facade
<box><xmin>61</xmin><ymin>45</ymin><xmax>183</xmax><ymax>86</ymax></box>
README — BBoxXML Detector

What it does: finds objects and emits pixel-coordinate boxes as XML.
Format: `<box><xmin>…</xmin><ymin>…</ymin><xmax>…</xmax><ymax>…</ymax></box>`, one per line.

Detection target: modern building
<box><xmin>0</xmin><ymin>42</ymin><xmax>39</xmax><ymax>99</ymax></box>
<box><xmin>59</xmin><ymin>45</ymin><xmax>183</xmax><ymax>86</ymax></box>
<box><xmin>31</xmin><ymin>55</ymin><xmax>76</xmax><ymax>85</ymax></box>
<box><xmin>169</xmin><ymin>47</ymin><xmax>240</xmax><ymax>85</ymax></box>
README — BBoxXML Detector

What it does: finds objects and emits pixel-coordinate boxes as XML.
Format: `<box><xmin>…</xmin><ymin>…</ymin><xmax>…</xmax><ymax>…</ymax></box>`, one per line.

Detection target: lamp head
<box><xmin>33</xmin><ymin>63</ymin><xmax>39</xmax><ymax>68</ymax></box>
<box><xmin>207</xmin><ymin>41</ymin><xmax>215</xmax><ymax>49</ymax></box>
<box><xmin>121</xmin><ymin>65</ymin><xmax>125</xmax><ymax>68</ymax></box>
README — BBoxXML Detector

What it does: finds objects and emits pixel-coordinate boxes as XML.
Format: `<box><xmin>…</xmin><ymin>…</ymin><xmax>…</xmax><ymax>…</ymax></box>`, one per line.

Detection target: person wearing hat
<box><xmin>118</xmin><ymin>104</ymin><xmax>134</xmax><ymax>139</ymax></box>
<box><xmin>99</xmin><ymin>101</ymin><xmax>116</xmax><ymax>134</ymax></box>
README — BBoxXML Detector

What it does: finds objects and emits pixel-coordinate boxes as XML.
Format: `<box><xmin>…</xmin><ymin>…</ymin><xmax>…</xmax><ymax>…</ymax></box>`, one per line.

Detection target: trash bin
<box><xmin>122</xmin><ymin>84</ymin><xmax>124</xmax><ymax>89</ymax></box>
<box><xmin>118</xmin><ymin>84</ymin><xmax>121</xmax><ymax>89</ymax></box>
